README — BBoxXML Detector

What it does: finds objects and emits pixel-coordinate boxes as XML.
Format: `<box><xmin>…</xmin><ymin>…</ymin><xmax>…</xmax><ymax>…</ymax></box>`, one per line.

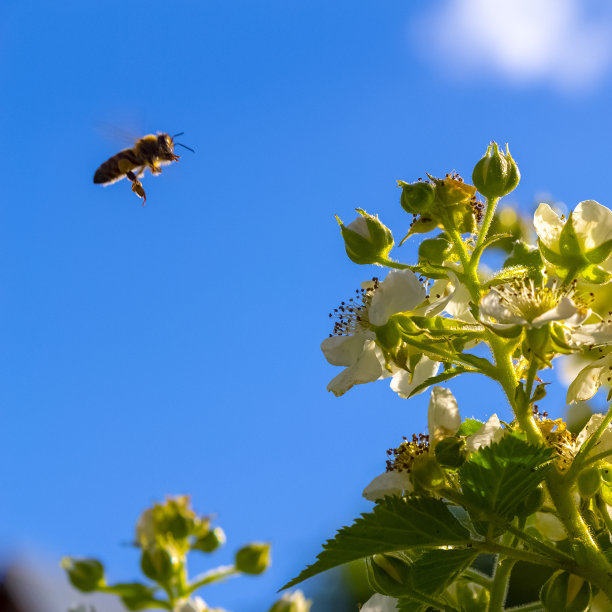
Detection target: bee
<box><xmin>93</xmin><ymin>132</ymin><xmax>193</xmax><ymax>205</ymax></box>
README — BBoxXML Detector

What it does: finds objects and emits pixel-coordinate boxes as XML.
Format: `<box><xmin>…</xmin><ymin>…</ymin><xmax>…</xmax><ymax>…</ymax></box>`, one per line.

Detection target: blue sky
<box><xmin>3</xmin><ymin>1</ymin><xmax>612</xmax><ymax>610</ymax></box>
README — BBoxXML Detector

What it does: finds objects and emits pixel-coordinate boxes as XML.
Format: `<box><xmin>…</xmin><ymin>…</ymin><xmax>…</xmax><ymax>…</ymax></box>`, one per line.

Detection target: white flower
<box><xmin>270</xmin><ymin>590</ymin><xmax>311</xmax><ymax>612</ymax></box>
<box><xmin>575</xmin><ymin>413</ymin><xmax>612</xmax><ymax>458</ymax></box>
<box><xmin>465</xmin><ymin>414</ymin><xmax>503</xmax><ymax>453</ymax></box>
<box><xmin>174</xmin><ymin>597</ymin><xmax>209</xmax><ymax>612</ymax></box>
<box><xmin>533</xmin><ymin>512</ymin><xmax>567</xmax><ymax>541</ymax></box>
<box><xmin>479</xmin><ymin>282</ymin><xmax>588</xmax><ymax>331</ymax></box>
<box><xmin>322</xmin><ymin>270</ymin><xmax>433</xmax><ymax>397</ymax></box>
<box><xmin>360</xmin><ymin>594</ymin><xmax>398</xmax><ymax>612</ymax></box>
<box><xmin>390</xmin><ymin>355</ymin><xmax>439</xmax><ymax>399</ymax></box>
<box><xmin>567</xmin><ymin>353</ymin><xmax>612</xmax><ymax>403</ymax></box>
<box><xmin>428</xmin><ymin>386</ymin><xmax>461</xmax><ymax>446</ymax></box>
<box><xmin>362</xmin><ymin>470</ymin><xmax>413</xmax><ymax>501</ymax></box>
<box><xmin>535</xmin><ymin>200</ymin><xmax>612</xmax><ymax>273</ymax></box>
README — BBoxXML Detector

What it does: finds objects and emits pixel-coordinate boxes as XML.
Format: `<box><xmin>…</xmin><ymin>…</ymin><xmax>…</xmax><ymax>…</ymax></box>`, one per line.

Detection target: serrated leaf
<box><xmin>459</xmin><ymin>435</ymin><xmax>553</xmax><ymax>521</ymax></box>
<box><xmin>395</xmin><ymin>548</ymin><xmax>477</xmax><ymax>612</ymax></box>
<box><xmin>283</xmin><ymin>497</ymin><xmax>471</xmax><ymax>589</ymax></box>
<box><xmin>407</xmin><ymin>367</ymin><xmax>471</xmax><ymax>398</ymax></box>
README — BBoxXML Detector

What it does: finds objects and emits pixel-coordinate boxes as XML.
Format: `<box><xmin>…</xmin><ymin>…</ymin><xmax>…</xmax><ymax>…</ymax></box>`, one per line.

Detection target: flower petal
<box><xmin>479</xmin><ymin>290</ymin><xmax>525</xmax><ymax>326</ymax></box>
<box><xmin>321</xmin><ymin>332</ymin><xmax>373</xmax><ymax>367</ymax></box>
<box><xmin>428</xmin><ymin>387</ymin><xmax>461</xmax><ymax>445</ymax></box>
<box><xmin>566</xmin><ymin>355</ymin><xmax>612</xmax><ymax>403</ymax></box>
<box><xmin>531</xmin><ymin>296</ymin><xmax>584</xmax><ymax>327</ymax></box>
<box><xmin>534</xmin><ymin>512</ymin><xmax>567</xmax><ymax>541</ymax></box>
<box><xmin>326</xmin><ymin>340</ymin><xmax>387</xmax><ymax>396</ymax></box>
<box><xmin>390</xmin><ymin>356</ymin><xmax>439</xmax><ymax>398</ymax></box>
<box><xmin>369</xmin><ymin>270</ymin><xmax>426</xmax><ymax>326</ymax></box>
<box><xmin>363</xmin><ymin>471</ymin><xmax>413</xmax><ymax>501</ymax></box>
<box><xmin>576</xmin><ymin>412</ymin><xmax>612</xmax><ymax>457</ymax></box>
<box><xmin>534</xmin><ymin>203</ymin><xmax>563</xmax><ymax>250</ymax></box>
<box><xmin>465</xmin><ymin>414</ymin><xmax>503</xmax><ymax>453</ymax></box>
<box><xmin>346</xmin><ymin>215</ymin><xmax>370</xmax><ymax>239</ymax></box>
<box><xmin>572</xmin><ymin>200</ymin><xmax>612</xmax><ymax>252</ymax></box>
<box><xmin>360</xmin><ymin>594</ymin><xmax>398</xmax><ymax>612</ymax></box>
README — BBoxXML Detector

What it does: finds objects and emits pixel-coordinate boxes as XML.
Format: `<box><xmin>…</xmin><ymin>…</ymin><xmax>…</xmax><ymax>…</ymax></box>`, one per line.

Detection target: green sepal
<box><xmin>538</xmin><ymin>238</ymin><xmax>565</xmax><ymax>266</ymax></box>
<box><xmin>585</xmin><ymin>238</ymin><xmax>612</xmax><ymax>265</ymax></box>
<box><xmin>581</xmin><ymin>264</ymin><xmax>611</xmax><ymax>284</ymax></box>
<box><xmin>559</xmin><ymin>212</ymin><xmax>587</xmax><ymax>262</ymax></box>
<box><xmin>504</xmin><ymin>240</ymin><xmax>544</xmax><ymax>282</ymax></box>
<box><xmin>435</xmin><ymin>436</ymin><xmax>467</xmax><ymax>468</ymax></box>
<box><xmin>374</xmin><ymin>320</ymin><xmax>402</xmax><ymax>350</ymax></box>
<box><xmin>483</xmin><ymin>265</ymin><xmax>529</xmax><ymax>289</ymax></box>
<box><xmin>407</xmin><ymin>366</ymin><xmax>471</xmax><ymax>398</ymax></box>
<box><xmin>457</xmin><ymin>419</ymin><xmax>484</xmax><ymax>436</ymax></box>
<box><xmin>409</xmin><ymin>316</ymin><xmax>484</xmax><ymax>339</ymax></box>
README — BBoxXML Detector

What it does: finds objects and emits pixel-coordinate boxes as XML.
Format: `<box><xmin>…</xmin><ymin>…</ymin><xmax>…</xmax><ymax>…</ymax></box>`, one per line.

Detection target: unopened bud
<box><xmin>540</xmin><ymin>571</ymin><xmax>591</xmax><ymax>612</ymax></box>
<box><xmin>235</xmin><ymin>542</ymin><xmax>271</xmax><ymax>575</ymax></box>
<box><xmin>411</xmin><ymin>456</ymin><xmax>445</xmax><ymax>491</ymax></box>
<box><xmin>61</xmin><ymin>557</ymin><xmax>105</xmax><ymax>592</ymax></box>
<box><xmin>141</xmin><ymin>547</ymin><xmax>174</xmax><ymax>584</ymax></box>
<box><xmin>434</xmin><ymin>436</ymin><xmax>467</xmax><ymax>468</ymax></box>
<box><xmin>193</xmin><ymin>526</ymin><xmax>226</xmax><ymax>553</ymax></box>
<box><xmin>269</xmin><ymin>590</ymin><xmax>312</xmax><ymax>612</ymax></box>
<box><xmin>472</xmin><ymin>143</ymin><xmax>520</xmax><ymax>199</ymax></box>
<box><xmin>366</xmin><ymin>553</ymin><xmax>411</xmax><ymax>597</ymax></box>
<box><xmin>337</xmin><ymin>209</ymin><xmax>393</xmax><ymax>265</ymax></box>
<box><xmin>577</xmin><ymin>467</ymin><xmax>601</xmax><ymax>499</ymax></box>
<box><xmin>418</xmin><ymin>235</ymin><xmax>453</xmax><ymax>265</ymax></box>
<box><xmin>398</xmin><ymin>180</ymin><xmax>435</xmax><ymax>215</ymax></box>
<box><xmin>455</xmin><ymin>581</ymin><xmax>490</xmax><ymax>612</ymax></box>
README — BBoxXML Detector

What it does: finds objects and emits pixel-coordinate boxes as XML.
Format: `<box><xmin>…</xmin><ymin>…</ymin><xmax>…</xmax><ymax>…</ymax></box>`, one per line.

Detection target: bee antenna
<box><xmin>172</xmin><ymin>132</ymin><xmax>185</xmax><ymax>138</ymax></box>
<box><xmin>175</xmin><ymin>142</ymin><xmax>195</xmax><ymax>153</ymax></box>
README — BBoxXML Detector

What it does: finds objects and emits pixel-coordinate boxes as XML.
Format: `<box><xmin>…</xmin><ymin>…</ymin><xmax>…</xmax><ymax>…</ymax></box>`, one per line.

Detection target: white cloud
<box><xmin>415</xmin><ymin>0</ymin><xmax>612</xmax><ymax>90</ymax></box>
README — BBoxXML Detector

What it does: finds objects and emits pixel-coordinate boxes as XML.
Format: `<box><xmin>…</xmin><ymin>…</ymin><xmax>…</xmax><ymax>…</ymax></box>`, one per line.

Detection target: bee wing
<box><xmin>95</xmin><ymin>122</ymin><xmax>142</xmax><ymax>147</ymax></box>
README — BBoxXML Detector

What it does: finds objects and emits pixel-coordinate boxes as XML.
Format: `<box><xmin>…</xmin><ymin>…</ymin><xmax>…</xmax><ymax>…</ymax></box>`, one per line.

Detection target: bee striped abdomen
<box><xmin>93</xmin><ymin>148</ymin><xmax>142</xmax><ymax>184</ymax></box>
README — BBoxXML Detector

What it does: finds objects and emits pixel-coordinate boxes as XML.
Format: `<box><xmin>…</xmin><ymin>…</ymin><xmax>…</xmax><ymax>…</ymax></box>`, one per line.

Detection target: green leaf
<box><xmin>407</xmin><ymin>367</ymin><xmax>472</xmax><ymax>398</ymax></box>
<box><xmin>457</xmin><ymin>419</ymin><xmax>484</xmax><ymax>436</ymax></box>
<box><xmin>283</xmin><ymin>497</ymin><xmax>471</xmax><ymax>589</ymax></box>
<box><xmin>459</xmin><ymin>435</ymin><xmax>553</xmax><ymax>521</ymax></box>
<box><xmin>480</xmin><ymin>232</ymin><xmax>514</xmax><ymax>251</ymax></box>
<box><xmin>395</xmin><ymin>548</ymin><xmax>477</xmax><ymax>612</ymax></box>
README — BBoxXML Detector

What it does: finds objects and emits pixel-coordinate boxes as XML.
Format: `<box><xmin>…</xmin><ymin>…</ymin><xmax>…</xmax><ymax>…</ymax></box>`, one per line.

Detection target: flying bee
<box><xmin>93</xmin><ymin>132</ymin><xmax>193</xmax><ymax>205</ymax></box>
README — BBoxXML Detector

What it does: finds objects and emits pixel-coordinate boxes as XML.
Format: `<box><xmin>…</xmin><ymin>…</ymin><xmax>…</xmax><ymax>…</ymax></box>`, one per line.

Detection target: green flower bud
<box><xmin>140</xmin><ymin>547</ymin><xmax>175</xmax><ymax>584</ymax></box>
<box><xmin>235</xmin><ymin>542</ymin><xmax>271</xmax><ymax>575</ymax></box>
<box><xmin>472</xmin><ymin>142</ymin><xmax>520</xmax><ymax>199</ymax></box>
<box><xmin>434</xmin><ymin>436</ymin><xmax>467</xmax><ymax>468</ymax></box>
<box><xmin>366</xmin><ymin>553</ymin><xmax>411</xmax><ymax>597</ymax></box>
<box><xmin>398</xmin><ymin>180</ymin><xmax>435</xmax><ymax>215</ymax></box>
<box><xmin>577</xmin><ymin>467</ymin><xmax>602</xmax><ymax>499</ymax></box>
<box><xmin>337</xmin><ymin>209</ymin><xmax>394</xmax><ymax>265</ymax></box>
<box><xmin>455</xmin><ymin>581</ymin><xmax>490</xmax><ymax>612</ymax></box>
<box><xmin>61</xmin><ymin>557</ymin><xmax>105</xmax><ymax>592</ymax></box>
<box><xmin>418</xmin><ymin>235</ymin><xmax>453</xmax><ymax>265</ymax></box>
<box><xmin>540</xmin><ymin>571</ymin><xmax>592</xmax><ymax>612</ymax></box>
<box><xmin>269</xmin><ymin>590</ymin><xmax>312</xmax><ymax>612</ymax></box>
<box><xmin>520</xmin><ymin>484</ymin><xmax>545</xmax><ymax>516</ymax></box>
<box><xmin>193</xmin><ymin>526</ymin><xmax>226</xmax><ymax>553</ymax></box>
<box><xmin>410</xmin><ymin>456</ymin><xmax>445</xmax><ymax>491</ymax></box>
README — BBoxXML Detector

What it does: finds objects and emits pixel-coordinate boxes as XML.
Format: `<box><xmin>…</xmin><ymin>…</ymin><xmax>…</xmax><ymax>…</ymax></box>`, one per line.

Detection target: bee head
<box><xmin>157</xmin><ymin>133</ymin><xmax>175</xmax><ymax>154</ymax></box>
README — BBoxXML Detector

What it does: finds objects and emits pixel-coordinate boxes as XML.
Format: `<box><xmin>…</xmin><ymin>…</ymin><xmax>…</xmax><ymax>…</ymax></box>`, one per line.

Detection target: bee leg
<box><xmin>149</xmin><ymin>163</ymin><xmax>162</xmax><ymax>175</ymax></box>
<box><xmin>126</xmin><ymin>170</ymin><xmax>147</xmax><ymax>205</ymax></box>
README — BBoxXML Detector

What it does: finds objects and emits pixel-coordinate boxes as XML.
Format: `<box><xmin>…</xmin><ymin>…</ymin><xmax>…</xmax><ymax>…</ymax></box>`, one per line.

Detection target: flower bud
<box><xmin>455</xmin><ymin>581</ymin><xmax>490</xmax><ymax>612</ymax></box>
<box><xmin>472</xmin><ymin>143</ymin><xmax>520</xmax><ymax>199</ymax></box>
<box><xmin>434</xmin><ymin>436</ymin><xmax>467</xmax><ymax>468</ymax></box>
<box><xmin>411</xmin><ymin>456</ymin><xmax>445</xmax><ymax>491</ymax></box>
<box><xmin>193</xmin><ymin>526</ymin><xmax>226</xmax><ymax>553</ymax></box>
<box><xmin>577</xmin><ymin>467</ymin><xmax>602</xmax><ymax>499</ymax></box>
<box><xmin>141</xmin><ymin>546</ymin><xmax>175</xmax><ymax>584</ymax></box>
<box><xmin>61</xmin><ymin>557</ymin><xmax>105</xmax><ymax>592</ymax></box>
<box><xmin>235</xmin><ymin>542</ymin><xmax>271</xmax><ymax>575</ymax></box>
<box><xmin>366</xmin><ymin>553</ymin><xmax>410</xmax><ymax>597</ymax></box>
<box><xmin>398</xmin><ymin>180</ymin><xmax>435</xmax><ymax>215</ymax></box>
<box><xmin>540</xmin><ymin>571</ymin><xmax>592</xmax><ymax>612</ymax></box>
<box><xmin>418</xmin><ymin>235</ymin><xmax>453</xmax><ymax>265</ymax></box>
<box><xmin>269</xmin><ymin>590</ymin><xmax>312</xmax><ymax>612</ymax></box>
<box><xmin>519</xmin><ymin>484</ymin><xmax>545</xmax><ymax>516</ymax></box>
<box><xmin>337</xmin><ymin>209</ymin><xmax>394</xmax><ymax>265</ymax></box>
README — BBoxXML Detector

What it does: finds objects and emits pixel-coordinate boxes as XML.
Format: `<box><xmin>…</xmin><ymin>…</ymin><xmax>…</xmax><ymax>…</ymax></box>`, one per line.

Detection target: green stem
<box><xmin>375</xmin><ymin>257</ymin><xmax>413</xmax><ymax>270</ymax></box>
<box><xmin>471</xmin><ymin>541</ymin><xmax>573</xmax><ymax>571</ymax></box>
<box><xmin>585</xmin><ymin>447</ymin><xmax>612</xmax><ymax>467</ymax></box>
<box><xmin>488</xmin><ymin>556</ymin><xmax>516</xmax><ymax>612</ymax></box>
<box><xmin>461</xmin><ymin>568</ymin><xmax>493</xmax><ymax>589</ymax></box>
<box><xmin>185</xmin><ymin>566</ymin><xmax>239</xmax><ymax>595</ymax></box>
<box><xmin>596</xmin><ymin>495</ymin><xmax>612</xmax><ymax>534</ymax></box>
<box><xmin>474</xmin><ymin>196</ymin><xmax>500</xmax><ymax>257</ymax></box>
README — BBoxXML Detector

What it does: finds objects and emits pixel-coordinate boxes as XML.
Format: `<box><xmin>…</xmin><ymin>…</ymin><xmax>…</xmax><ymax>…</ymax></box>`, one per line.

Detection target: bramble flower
<box><xmin>175</xmin><ymin>598</ymin><xmax>208</xmax><ymax>612</ymax></box>
<box><xmin>428</xmin><ymin>386</ymin><xmax>461</xmax><ymax>446</ymax></box>
<box><xmin>575</xmin><ymin>413</ymin><xmax>612</xmax><ymax>458</ymax></box>
<box><xmin>534</xmin><ymin>200</ymin><xmax>612</xmax><ymax>283</ymax></box>
<box><xmin>479</xmin><ymin>281</ymin><xmax>588</xmax><ymax>332</ymax></box>
<box><xmin>567</xmin><ymin>354</ymin><xmax>612</xmax><ymax>403</ymax></box>
<box><xmin>322</xmin><ymin>270</ymin><xmax>440</xmax><ymax>396</ymax></box>
<box><xmin>389</xmin><ymin>356</ymin><xmax>439</xmax><ymax>399</ymax></box>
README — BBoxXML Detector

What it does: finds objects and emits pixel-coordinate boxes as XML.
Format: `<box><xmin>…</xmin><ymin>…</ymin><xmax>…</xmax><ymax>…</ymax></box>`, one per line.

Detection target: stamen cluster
<box><xmin>385</xmin><ymin>433</ymin><xmax>430</xmax><ymax>473</ymax></box>
<box><xmin>327</xmin><ymin>278</ymin><xmax>379</xmax><ymax>337</ymax></box>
